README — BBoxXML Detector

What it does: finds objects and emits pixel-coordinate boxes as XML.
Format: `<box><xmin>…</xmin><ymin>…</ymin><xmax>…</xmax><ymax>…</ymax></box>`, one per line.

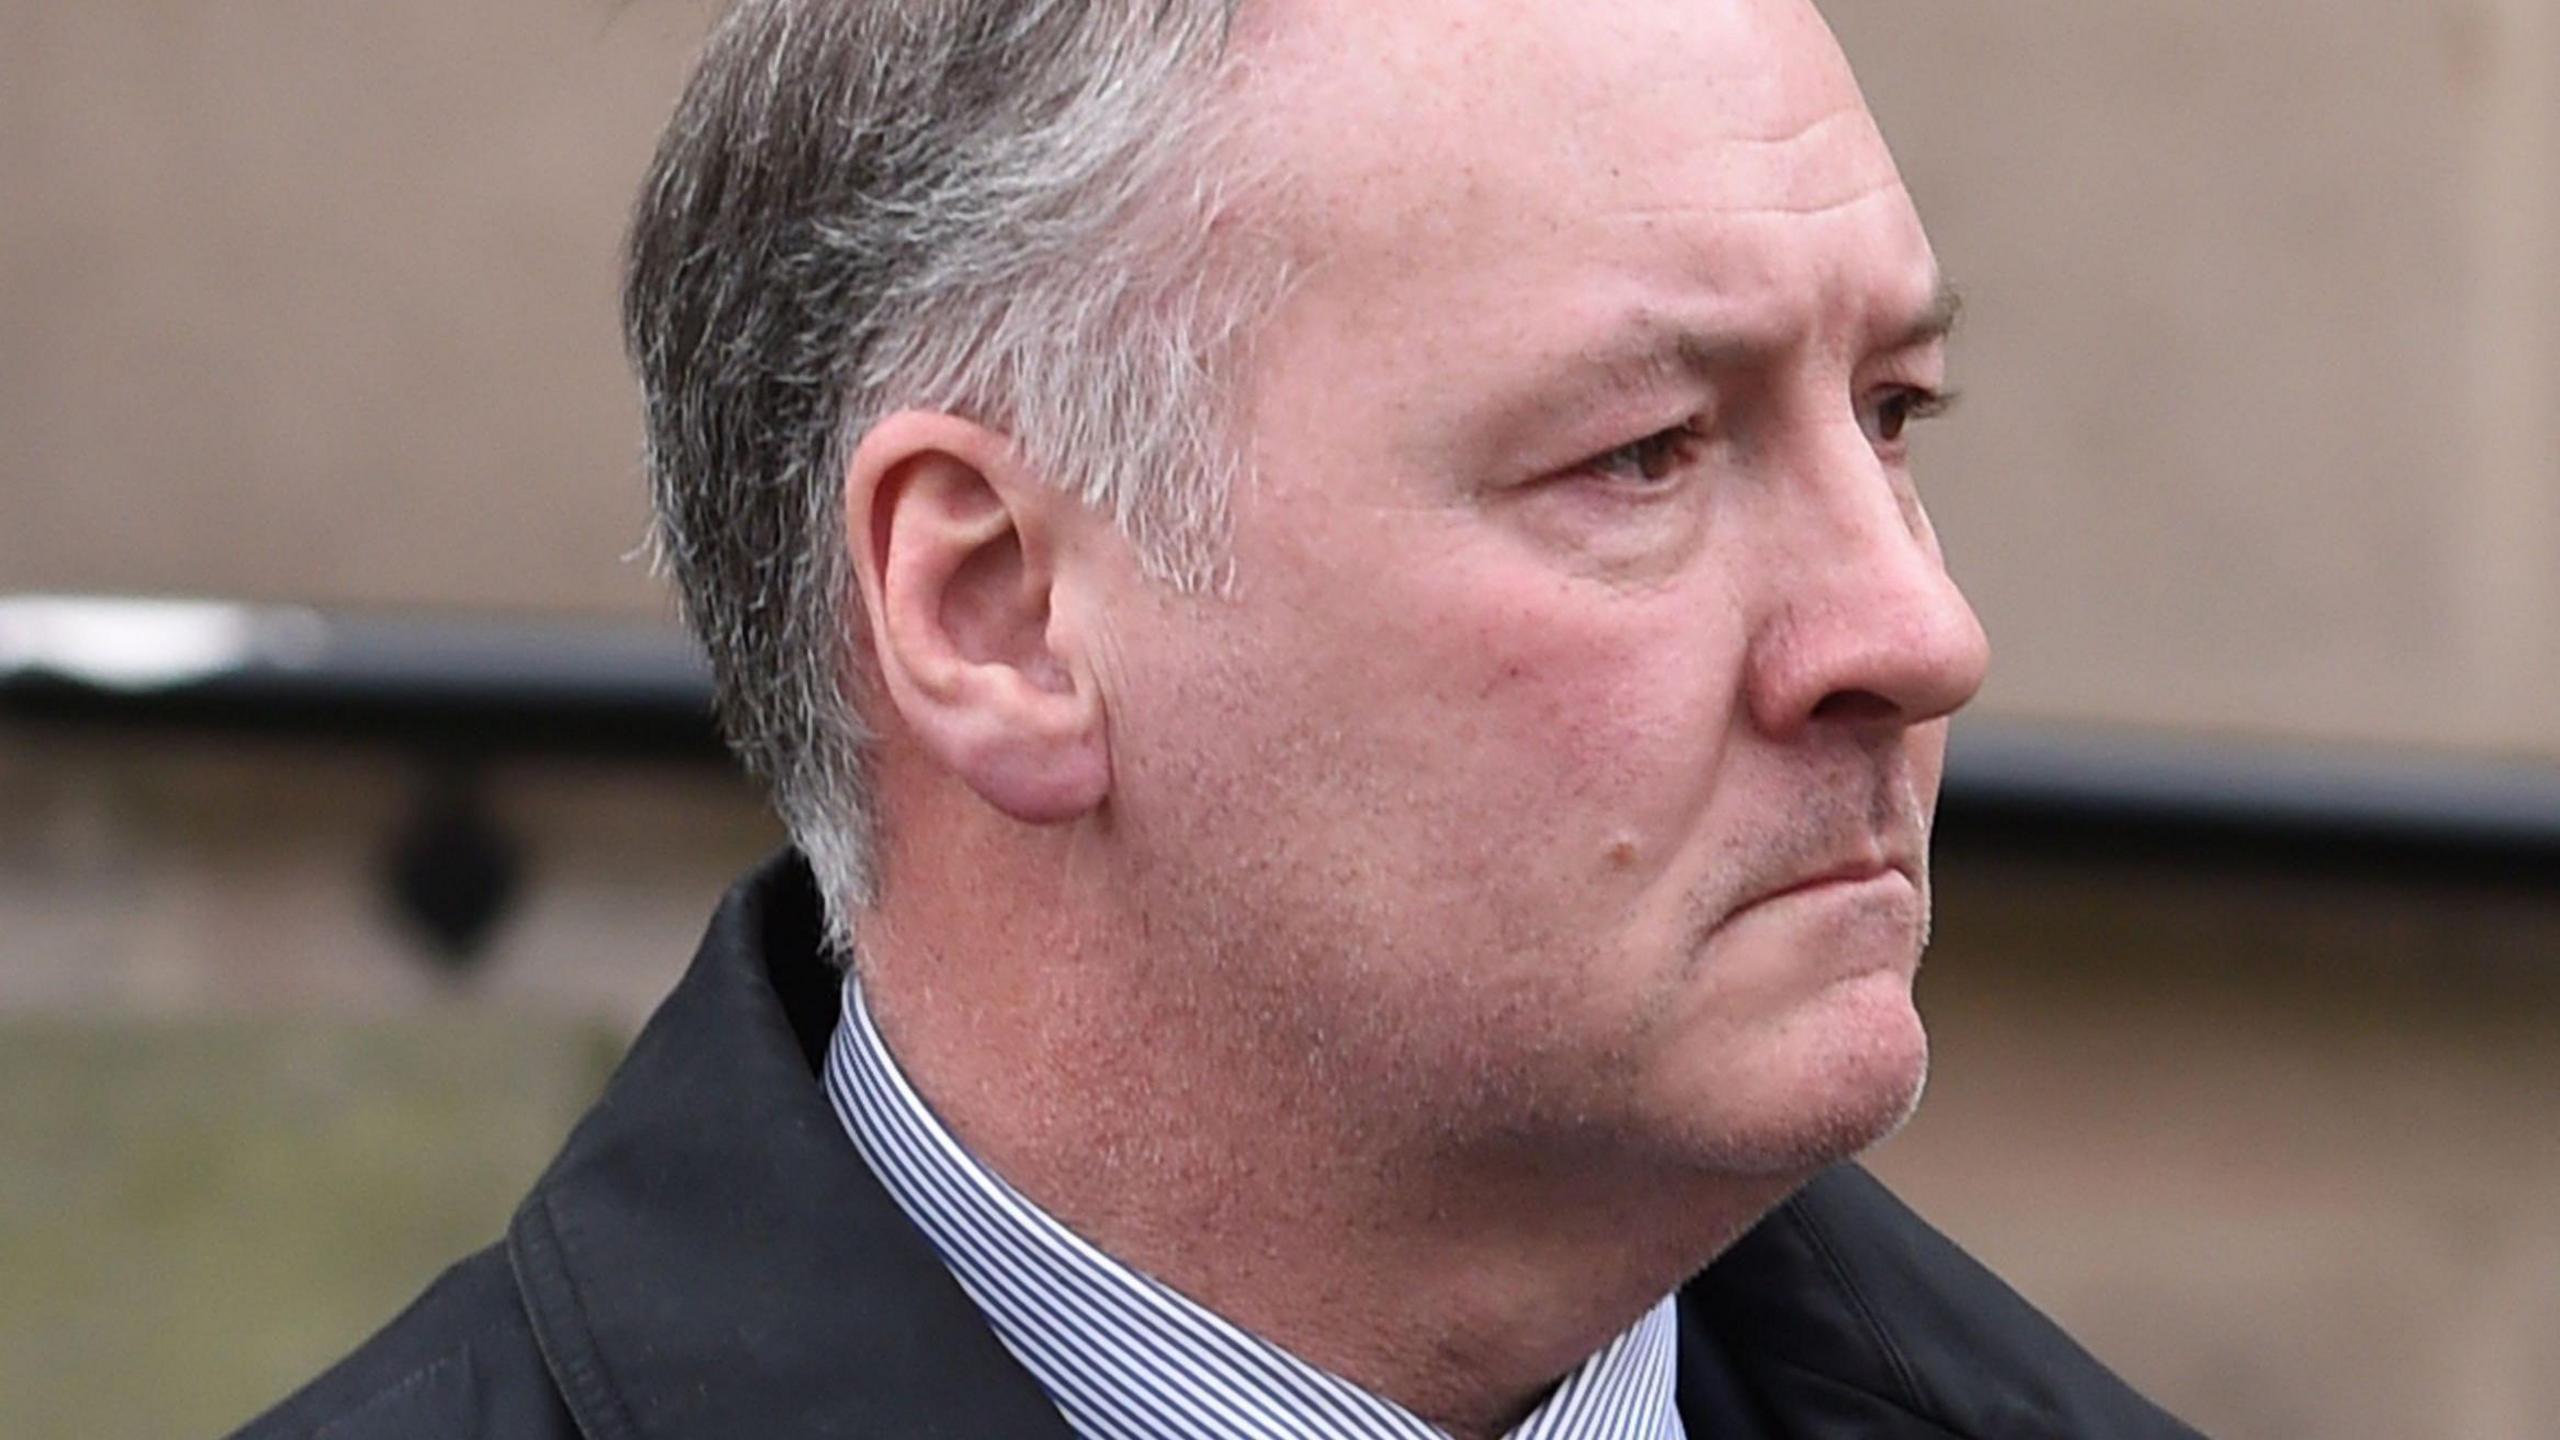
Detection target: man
<box><xmin>237</xmin><ymin>0</ymin><xmax>2199</xmax><ymax>1436</ymax></box>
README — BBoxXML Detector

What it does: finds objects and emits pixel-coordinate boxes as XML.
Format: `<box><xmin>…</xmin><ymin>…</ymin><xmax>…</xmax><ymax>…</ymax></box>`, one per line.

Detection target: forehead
<box><xmin>1226</xmin><ymin>0</ymin><xmax>1929</xmax><ymax>337</ymax></box>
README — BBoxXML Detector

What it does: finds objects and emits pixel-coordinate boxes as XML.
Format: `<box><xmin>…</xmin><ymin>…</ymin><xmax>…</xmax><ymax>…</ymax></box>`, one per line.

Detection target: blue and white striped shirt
<box><xmin>824</xmin><ymin>971</ymin><xmax>1689</xmax><ymax>1440</ymax></box>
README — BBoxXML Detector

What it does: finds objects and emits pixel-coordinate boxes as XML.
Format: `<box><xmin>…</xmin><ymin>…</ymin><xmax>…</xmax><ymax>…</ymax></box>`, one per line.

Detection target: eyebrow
<box><xmin>1599</xmin><ymin>274</ymin><xmax>1963</xmax><ymax>392</ymax></box>
<box><xmin>1888</xmin><ymin>278</ymin><xmax>1964</xmax><ymax>353</ymax></box>
<box><xmin>1466</xmin><ymin>275</ymin><xmax>1963</xmax><ymax>469</ymax></box>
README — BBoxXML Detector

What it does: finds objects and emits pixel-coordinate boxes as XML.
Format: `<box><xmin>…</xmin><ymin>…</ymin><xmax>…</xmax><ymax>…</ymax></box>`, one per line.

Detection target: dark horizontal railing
<box><xmin>8</xmin><ymin>594</ymin><xmax>2560</xmax><ymax>882</ymax></box>
<box><xmin>1936</xmin><ymin>719</ymin><xmax>2560</xmax><ymax>886</ymax></box>
<box><xmin>0</xmin><ymin>595</ymin><xmax>725</xmax><ymax>761</ymax></box>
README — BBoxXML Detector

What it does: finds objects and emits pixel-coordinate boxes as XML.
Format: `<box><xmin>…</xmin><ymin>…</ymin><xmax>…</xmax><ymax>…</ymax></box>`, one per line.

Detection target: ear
<box><xmin>845</xmin><ymin>412</ymin><xmax>1110</xmax><ymax>825</ymax></box>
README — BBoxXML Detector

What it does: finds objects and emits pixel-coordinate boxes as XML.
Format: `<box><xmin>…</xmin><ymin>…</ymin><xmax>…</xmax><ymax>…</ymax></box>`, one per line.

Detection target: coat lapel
<box><xmin>505</xmin><ymin>854</ymin><xmax>1076</xmax><ymax>1440</ymax></box>
<box><xmin>1684</xmin><ymin>1165</ymin><xmax>2203</xmax><ymax>1438</ymax></box>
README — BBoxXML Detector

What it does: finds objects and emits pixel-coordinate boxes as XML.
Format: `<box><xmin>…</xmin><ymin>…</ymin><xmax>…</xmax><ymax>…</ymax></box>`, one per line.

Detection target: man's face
<box><xmin>1087</xmin><ymin>0</ymin><xmax>1989</xmax><ymax>1180</ymax></box>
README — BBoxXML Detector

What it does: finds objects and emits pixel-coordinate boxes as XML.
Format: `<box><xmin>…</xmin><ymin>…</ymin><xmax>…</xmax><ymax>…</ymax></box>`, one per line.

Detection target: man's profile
<box><xmin>236</xmin><ymin>1</ymin><xmax>2198</xmax><ymax>1435</ymax></box>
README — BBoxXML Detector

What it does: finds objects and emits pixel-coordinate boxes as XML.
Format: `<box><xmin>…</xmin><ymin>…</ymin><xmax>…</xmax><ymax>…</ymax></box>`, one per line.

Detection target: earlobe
<box><xmin>844</xmin><ymin>413</ymin><xmax>1112</xmax><ymax>826</ymax></box>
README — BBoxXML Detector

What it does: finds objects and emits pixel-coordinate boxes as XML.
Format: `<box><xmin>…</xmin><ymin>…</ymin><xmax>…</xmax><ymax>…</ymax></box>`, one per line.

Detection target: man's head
<box><xmin>632</xmin><ymin>0</ymin><xmax>1987</xmax><ymax>1185</ymax></box>
<box><xmin>626</xmin><ymin>0</ymin><xmax>1273</xmax><ymax>922</ymax></box>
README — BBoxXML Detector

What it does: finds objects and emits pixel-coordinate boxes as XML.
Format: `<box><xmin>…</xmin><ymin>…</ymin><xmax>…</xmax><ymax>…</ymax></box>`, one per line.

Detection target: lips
<box><xmin>1740</xmin><ymin>858</ymin><xmax>1913</xmax><ymax>913</ymax></box>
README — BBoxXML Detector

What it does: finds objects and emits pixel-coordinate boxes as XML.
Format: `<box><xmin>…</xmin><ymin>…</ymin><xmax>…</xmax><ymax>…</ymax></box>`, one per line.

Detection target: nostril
<box><xmin>1811</xmin><ymin>689</ymin><xmax>1899</xmax><ymax>724</ymax></box>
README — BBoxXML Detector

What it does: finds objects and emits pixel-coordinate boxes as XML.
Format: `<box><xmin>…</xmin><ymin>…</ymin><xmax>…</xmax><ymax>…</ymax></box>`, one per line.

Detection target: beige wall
<box><xmin>1821</xmin><ymin>0</ymin><xmax>2560</xmax><ymax>757</ymax></box>
<box><xmin>1882</xmin><ymin>851</ymin><xmax>2560</xmax><ymax>1439</ymax></box>
<box><xmin>7</xmin><ymin>1</ymin><xmax>2560</xmax><ymax>756</ymax></box>
<box><xmin>0</xmin><ymin>0</ymin><xmax>710</xmax><ymax>616</ymax></box>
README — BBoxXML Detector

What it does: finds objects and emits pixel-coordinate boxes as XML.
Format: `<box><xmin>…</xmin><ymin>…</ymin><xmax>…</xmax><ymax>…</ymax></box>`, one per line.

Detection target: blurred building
<box><xmin>3</xmin><ymin>2</ymin><xmax>2557</xmax><ymax>1436</ymax></box>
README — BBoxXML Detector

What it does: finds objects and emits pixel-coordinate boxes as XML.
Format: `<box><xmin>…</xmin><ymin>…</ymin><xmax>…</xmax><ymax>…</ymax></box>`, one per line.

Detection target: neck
<box><xmin>859</xmin><ymin>828</ymin><xmax>1795</xmax><ymax>1437</ymax></box>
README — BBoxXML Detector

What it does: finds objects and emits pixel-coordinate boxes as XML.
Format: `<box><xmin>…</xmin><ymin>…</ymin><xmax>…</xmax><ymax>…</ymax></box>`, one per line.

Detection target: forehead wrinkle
<box><xmin>1219</xmin><ymin>0</ymin><xmax>1936</xmax><ymax>422</ymax></box>
<box><xmin>1719</xmin><ymin>106</ymin><xmax>1870</xmax><ymax>153</ymax></box>
<box><xmin>1223</xmin><ymin>0</ymin><xmax>1879</xmax><ymax>239</ymax></box>
<box><xmin>1596</xmin><ymin>174</ymin><xmax>1909</xmax><ymax>229</ymax></box>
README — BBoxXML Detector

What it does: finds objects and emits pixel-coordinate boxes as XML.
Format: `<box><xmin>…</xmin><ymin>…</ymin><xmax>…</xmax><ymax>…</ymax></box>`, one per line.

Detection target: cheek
<box><xmin>1118</xmin><ymin>494</ymin><xmax>1749</xmax><ymax>926</ymax></box>
<box><xmin>1443</xmin><ymin>577</ymin><xmax>1750</xmax><ymax>869</ymax></box>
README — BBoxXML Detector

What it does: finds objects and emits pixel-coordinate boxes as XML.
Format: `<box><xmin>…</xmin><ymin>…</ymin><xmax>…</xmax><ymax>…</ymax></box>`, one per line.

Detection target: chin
<box><xmin>1679</xmin><ymin>968</ymin><xmax>1931</xmax><ymax>1180</ymax></box>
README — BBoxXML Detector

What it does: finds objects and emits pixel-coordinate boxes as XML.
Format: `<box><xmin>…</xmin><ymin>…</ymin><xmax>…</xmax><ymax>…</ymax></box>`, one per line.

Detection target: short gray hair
<box><xmin>625</xmin><ymin>0</ymin><xmax>1275</xmax><ymax>952</ymax></box>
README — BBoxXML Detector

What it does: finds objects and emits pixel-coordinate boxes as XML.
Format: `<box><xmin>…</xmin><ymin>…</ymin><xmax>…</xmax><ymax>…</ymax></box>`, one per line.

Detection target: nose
<box><xmin>1744</xmin><ymin>450</ymin><xmax>1990</xmax><ymax>741</ymax></box>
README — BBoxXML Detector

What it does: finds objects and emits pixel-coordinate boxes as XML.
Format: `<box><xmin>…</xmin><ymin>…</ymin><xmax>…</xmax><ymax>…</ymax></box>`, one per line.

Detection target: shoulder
<box><xmin>223</xmin><ymin>1244</ymin><xmax>574</xmax><ymax>1440</ymax></box>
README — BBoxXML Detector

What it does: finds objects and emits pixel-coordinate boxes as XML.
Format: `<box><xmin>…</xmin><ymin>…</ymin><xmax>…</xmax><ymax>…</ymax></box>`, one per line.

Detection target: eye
<box><xmin>1860</xmin><ymin>385</ymin><xmax>1955</xmax><ymax>448</ymax></box>
<box><xmin>1575</xmin><ymin>421</ymin><xmax>1707</xmax><ymax>488</ymax></box>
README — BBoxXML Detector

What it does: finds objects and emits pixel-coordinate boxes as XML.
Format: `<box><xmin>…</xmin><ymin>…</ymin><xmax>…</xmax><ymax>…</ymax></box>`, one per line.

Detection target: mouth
<box><xmin>1736</xmin><ymin>856</ymin><xmax>1917</xmax><ymax>915</ymax></box>
<box><xmin>1684</xmin><ymin>849</ymin><xmax>1930</xmax><ymax>986</ymax></box>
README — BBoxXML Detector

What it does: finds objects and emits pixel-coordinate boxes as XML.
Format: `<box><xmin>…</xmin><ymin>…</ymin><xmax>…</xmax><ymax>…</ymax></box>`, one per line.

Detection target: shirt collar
<box><xmin>825</xmin><ymin>969</ymin><xmax>1688</xmax><ymax>1440</ymax></box>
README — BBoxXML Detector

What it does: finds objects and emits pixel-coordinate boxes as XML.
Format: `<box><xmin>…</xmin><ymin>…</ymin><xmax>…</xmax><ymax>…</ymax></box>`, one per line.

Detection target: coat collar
<box><xmin>507</xmin><ymin>853</ymin><xmax>2192</xmax><ymax>1440</ymax></box>
<box><xmin>507</xmin><ymin>852</ymin><xmax>1075</xmax><ymax>1440</ymax></box>
<box><xmin>1687</xmin><ymin>1167</ymin><xmax>2200</xmax><ymax>1438</ymax></box>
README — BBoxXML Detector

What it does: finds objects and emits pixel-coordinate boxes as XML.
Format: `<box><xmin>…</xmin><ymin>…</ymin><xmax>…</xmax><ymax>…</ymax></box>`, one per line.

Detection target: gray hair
<box><xmin>625</xmin><ymin>0</ymin><xmax>1276</xmax><ymax>954</ymax></box>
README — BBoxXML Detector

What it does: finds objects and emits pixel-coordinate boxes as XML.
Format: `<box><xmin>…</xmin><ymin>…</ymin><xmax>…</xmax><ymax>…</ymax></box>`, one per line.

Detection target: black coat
<box><xmin>230</xmin><ymin>854</ymin><xmax>2203</xmax><ymax>1439</ymax></box>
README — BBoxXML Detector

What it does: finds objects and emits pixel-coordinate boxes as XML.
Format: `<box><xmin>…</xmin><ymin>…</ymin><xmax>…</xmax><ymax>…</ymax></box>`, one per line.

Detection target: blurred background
<box><xmin>4</xmin><ymin>2</ymin><xmax>2557</xmax><ymax>1436</ymax></box>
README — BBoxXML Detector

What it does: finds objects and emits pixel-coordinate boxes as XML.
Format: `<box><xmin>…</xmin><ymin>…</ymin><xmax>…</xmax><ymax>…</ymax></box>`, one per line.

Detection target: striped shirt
<box><xmin>824</xmin><ymin>971</ymin><xmax>1689</xmax><ymax>1440</ymax></box>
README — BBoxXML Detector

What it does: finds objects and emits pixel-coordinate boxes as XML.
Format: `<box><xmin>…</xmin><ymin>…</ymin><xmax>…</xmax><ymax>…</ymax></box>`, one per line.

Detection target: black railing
<box><xmin>8</xmin><ymin>594</ymin><xmax>2560</xmax><ymax>886</ymax></box>
<box><xmin>1937</xmin><ymin>720</ymin><xmax>2560</xmax><ymax>887</ymax></box>
<box><xmin>0</xmin><ymin>595</ymin><xmax>724</xmax><ymax>761</ymax></box>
